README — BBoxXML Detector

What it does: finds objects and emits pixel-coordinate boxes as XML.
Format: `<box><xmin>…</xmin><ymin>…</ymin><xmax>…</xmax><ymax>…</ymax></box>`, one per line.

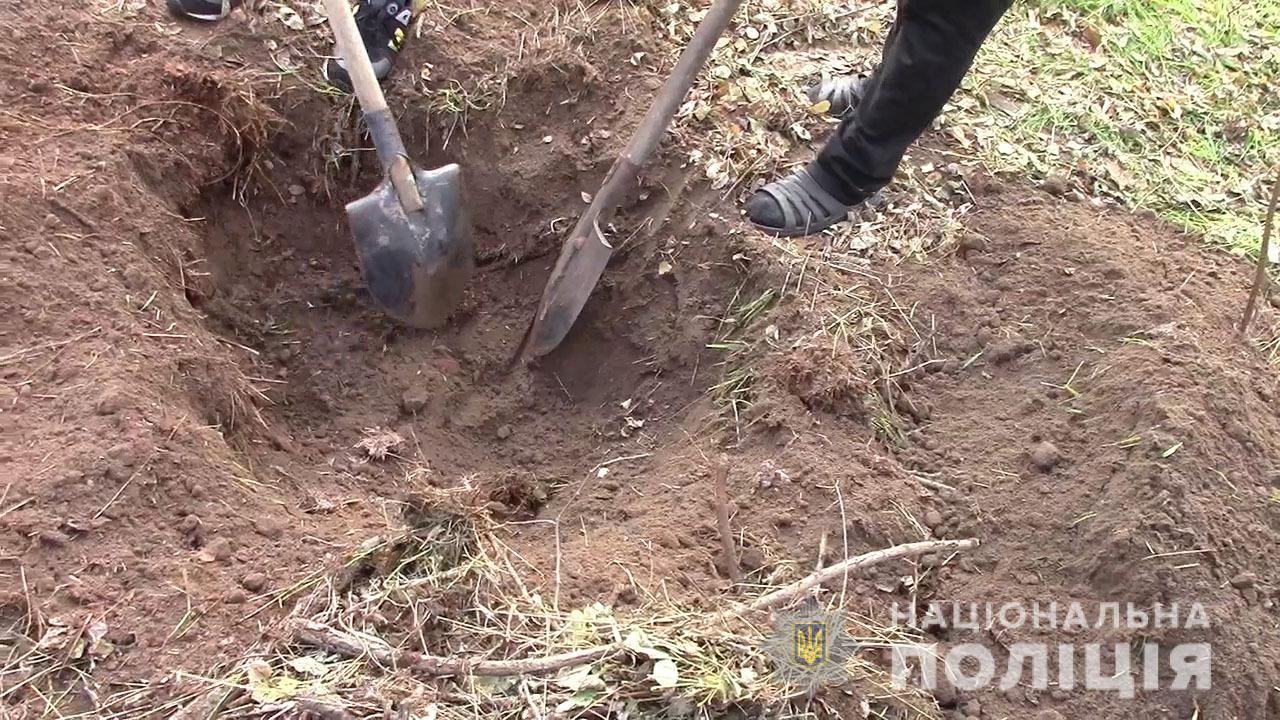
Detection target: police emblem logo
<box><xmin>762</xmin><ymin>598</ymin><xmax>858</xmax><ymax>692</ymax></box>
<box><xmin>793</xmin><ymin>621</ymin><xmax>826</xmax><ymax>667</ymax></box>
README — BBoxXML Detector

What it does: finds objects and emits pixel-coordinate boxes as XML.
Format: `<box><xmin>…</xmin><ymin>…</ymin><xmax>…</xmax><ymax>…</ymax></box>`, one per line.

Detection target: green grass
<box><xmin>952</xmin><ymin>0</ymin><xmax>1280</xmax><ymax>256</ymax></box>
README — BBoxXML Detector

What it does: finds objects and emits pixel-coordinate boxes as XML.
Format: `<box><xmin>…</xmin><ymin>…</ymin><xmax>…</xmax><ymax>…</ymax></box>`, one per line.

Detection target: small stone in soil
<box><xmin>253</xmin><ymin>517</ymin><xmax>284</xmax><ymax>539</ymax></box>
<box><xmin>38</xmin><ymin>529</ymin><xmax>70</xmax><ymax>547</ymax></box>
<box><xmin>958</xmin><ymin>234</ymin><xmax>987</xmax><ymax>255</ymax></box>
<box><xmin>495</xmin><ymin>424</ymin><xmax>513</xmax><ymax>440</ymax></box>
<box><xmin>1229</xmin><ymin>571</ymin><xmax>1258</xmax><ymax>589</ymax></box>
<box><xmin>1029</xmin><ymin>440</ymin><xmax>1062</xmax><ymax>471</ymax></box>
<box><xmin>241</xmin><ymin>572</ymin><xmax>268</xmax><ymax>593</ymax></box>
<box><xmin>923</xmin><ymin>509</ymin><xmax>944</xmax><ymax>528</ymax></box>
<box><xmin>178</xmin><ymin>514</ymin><xmax>201</xmax><ymax>533</ymax></box>
<box><xmin>400</xmin><ymin>387</ymin><xmax>430</xmax><ymax>414</ymax></box>
<box><xmin>655</xmin><ymin>530</ymin><xmax>680</xmax><ymax>549</ymax></box>
<box><xmin>1040</xmin><ymin>173</ymin><xmax>1070</xmax><ymax>196</ymax></box>
<box><xmin>94</xmin><ymin>390</ymin><xmax>127</xmax><ymax>415</ymax></box>
<box><xmin>202</xmin><ymin>537</ymin><xmax>233</xmax><ymax>562</ymax></box>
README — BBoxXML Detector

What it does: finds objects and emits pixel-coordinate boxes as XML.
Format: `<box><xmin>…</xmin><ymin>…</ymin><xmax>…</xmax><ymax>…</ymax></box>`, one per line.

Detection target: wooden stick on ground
<box><xmin>710</xmin><ymin>460</ymin><xmax>743</xmax><ymax>585</ymax></box>
<box><xmin>290</xmin><ymin>619</ymin><xmax>621</xmax><ymax>677</ymax></box>
<box><xmin>1240</xmin><ymin>171</ymin><xmax>1280</xmax><ymax>335</ymax></box>
<box><xmin>740</xmin><ymin>538</ymin><xmax>979</xmax><ymax>613</ymax></box>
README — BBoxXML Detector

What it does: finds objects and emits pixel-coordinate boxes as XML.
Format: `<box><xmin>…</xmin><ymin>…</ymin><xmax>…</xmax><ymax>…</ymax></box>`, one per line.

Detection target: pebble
<box><xmin>615</xmin><ymin>585</ymin><xmax>638</xmax><ymax>605</ymax></box>
<box><xmin>1040</xmin><ymin>173</ymin><xmax>1070</xmax><ymax>196</ymax></box>
<box><xmin>288</xmin><ymin>184</ymin><xmax>306</xmax><ymax>196</ymax></box>
<box><xmin>655</xmin><ymin>530</ymin><xmax>680</xmax><ymax>549</ymax></box>
<box><xmin>1230</xmin><ymin>571</ymin><xmax>1258</xmax><ymax>589</ymax></box>
<box><xmin>241</xmin><ymin>572</ymin><xmax>268</xmax><ymax>593</ymax></box>
<box><xmin>400</xmin><ymin>387</ymin><xmax>430</xmax><ymax>414</ymax></box>
<box><xmin>202</xmin><ymin>537</ymin><xmax>233</xmax><ymax>562</ymax></box>
<box><xmin>179</xmin><ymin>514</ymin><xmax>201</xmax><ymax>533</ymax></box>
<box><xmin>94</xmin><ymin>390</ymin><xmax>127</xmax><ymax>416</ymax></box>
<box><xmin>958</xmin><ymin>234</ymin><xmax>987</xmax><ymax>255</ymax></box>
<box><xmin>253</xmin><ymin>517</ymin><xmax>284</xmax><ymax>539</ymax></box>
<box><xmin>1029</xmin><ymin>440</ymin><xmax>1062</xmax><ymax>471</ymax></box>
<box><xmin>496</xmin><ymin>424</ymin><xmax>513</xmax><ymax>440</ymax></box>
<box><xmin>38</xmin><ymin>529</ymin><xmax>70</xmax><ymax>547</ymax></box>
<box><xmin>223</xmin><ymin>589</ymin><xmax>247</xmax><ymax>605</ymax></box>
<box><xmin>924</xmin><ymin>509</ymin><xmax>944</xmax><ymax>528</ymax></box>
<box><xmin>739</xmin><ymin>547</ymin><xmax>765</xmax><ymax>571</ymax></box>
<box><xmin>933</xmin><ymin>674</ymin><xmax>958</xmax><ymax>706</ymax></box>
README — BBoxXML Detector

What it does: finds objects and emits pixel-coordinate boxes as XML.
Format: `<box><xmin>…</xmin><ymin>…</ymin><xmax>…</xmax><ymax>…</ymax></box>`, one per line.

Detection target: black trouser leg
<box><xmin>810</xmin><ymin>0</ymin><xmax>1013</xmax><ymax>204</ymax></box>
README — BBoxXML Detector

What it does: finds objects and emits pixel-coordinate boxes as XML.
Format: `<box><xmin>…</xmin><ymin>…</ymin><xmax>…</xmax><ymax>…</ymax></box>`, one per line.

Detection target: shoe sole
<box><xmin>750</xmin><ymin>213</ymin><xmax>846</xmax><ymax>238</ymax></box>
<box><xmin>751</xmin><ymin>186</ymin><xmax>885</xmax><ymax>237</ymax></box>
<box><xmin>166</xmin><ymin>0</ymin><xmax>231</xmax><ymax>21</ymax></box>
<box><xmin>321</xmin><ymin>62</ymin><xmax>354</xmax><ymax>92</ymax></box>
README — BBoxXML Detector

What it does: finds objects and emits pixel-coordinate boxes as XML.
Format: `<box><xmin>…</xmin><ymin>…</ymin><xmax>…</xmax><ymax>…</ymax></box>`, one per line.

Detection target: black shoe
<box><xmin>745</xmin><ymin>166</ymin><xmax>868</xmax><ymax>238</ymax></box>
<box><xmin>807</xmin><ymin>71</ymin><xmax>874</xmax><ymax>117</ymax></box>
<box><xmin>167</xmin><ymin>0</ymin><xmax>241</xmax><ymax>21</ymax></box>
<box><xmin>323</xmin><ymin>0</ymin><xmax>413</xmax><ymax>91</ymax></box>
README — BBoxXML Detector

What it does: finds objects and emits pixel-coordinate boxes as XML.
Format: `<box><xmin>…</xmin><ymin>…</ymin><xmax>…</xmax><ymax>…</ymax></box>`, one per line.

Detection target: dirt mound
<box><xmin>2</xmin><ymin>0</ymin><xmax>1279</xmax><ymax>718</ymax></box>
<box><xmin>883</xmin><ymin>191</ymin><xmax>1280</xmax><ymax>718</ymax></box>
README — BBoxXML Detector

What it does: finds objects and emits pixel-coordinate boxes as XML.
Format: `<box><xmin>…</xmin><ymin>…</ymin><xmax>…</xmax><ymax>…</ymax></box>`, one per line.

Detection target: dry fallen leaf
<box><xmin>1081</xmin><ymin>23</ymin><xmax>1103</xmax><ymax>50</ymax></box>
<box><xmin>355</xmin><ymin>428</ymin><xmax>404</xmax><ymax>461</ymax></box>
<box><xmin>246</xmin><ymin>659</ymin><xmax>274</xmax><ymax>684</ymax></box>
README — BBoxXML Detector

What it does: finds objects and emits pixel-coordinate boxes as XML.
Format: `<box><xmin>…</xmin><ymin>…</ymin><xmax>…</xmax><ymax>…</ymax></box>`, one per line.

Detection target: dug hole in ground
<box><xmin>1</xmin><ymin>1</ymin><xmax>1278</xmax><ymax>719</ymax></box>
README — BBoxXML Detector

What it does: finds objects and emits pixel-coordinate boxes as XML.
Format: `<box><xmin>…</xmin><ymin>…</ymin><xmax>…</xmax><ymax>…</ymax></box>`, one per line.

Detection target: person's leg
<box><xmin>746</xmin><ymin>0</ymin><xmax>1013</xmax><ymax>237</ymax></box>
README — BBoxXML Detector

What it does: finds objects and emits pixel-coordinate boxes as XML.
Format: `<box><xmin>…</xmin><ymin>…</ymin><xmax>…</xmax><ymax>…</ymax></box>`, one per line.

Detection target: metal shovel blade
<box><xmin>346</xmin><ymin>163</ymin><xmax>473</xmax><ymax>329</ymax></box>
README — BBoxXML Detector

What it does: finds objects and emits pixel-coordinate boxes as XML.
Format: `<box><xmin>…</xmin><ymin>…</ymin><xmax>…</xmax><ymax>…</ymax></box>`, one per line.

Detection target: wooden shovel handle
<box><xmin>322</xmin><ymin>0</ymin><xmax>422</xmax><ymax>213</ymax></box>
<box><xmin>572</xmin><ymin>0</ymin><xmax>745</xmax><ymax>237</ymax></box>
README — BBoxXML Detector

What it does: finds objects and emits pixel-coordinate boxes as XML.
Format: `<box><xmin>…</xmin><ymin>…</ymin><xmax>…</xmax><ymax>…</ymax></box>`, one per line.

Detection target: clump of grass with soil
<box><xmin>162</xmin><ymin>489</ymin><xmax>944</xmax><ymax>719</ymax></box>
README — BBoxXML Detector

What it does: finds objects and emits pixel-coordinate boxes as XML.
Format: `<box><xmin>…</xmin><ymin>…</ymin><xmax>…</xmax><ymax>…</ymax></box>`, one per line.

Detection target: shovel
<box><xmin>515</xmin><ymin>0</ymin><xmax>744</xmax><ymax>361</ymax></box>
<box><xmin>323</xmin><ymin>0</ymin><xmax>472</xmax><ymax>328</ymax></box>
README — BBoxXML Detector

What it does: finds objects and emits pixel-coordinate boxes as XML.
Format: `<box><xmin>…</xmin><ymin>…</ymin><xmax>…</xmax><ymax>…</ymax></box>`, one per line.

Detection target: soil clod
<box><xmin>1230</xmin><ymin>571</ymin><xmax>1258</xmax><ymax>589</ymax></box>
<box><xmin>241</xmin><ymin>572</ymin><xmax>268</xmax><ymax>593</ymax></box>
<box><xmin>1029</xmin><ymin>440</ymin><xmax>1062</xmax><ymax>471</ymax></box>
<box><xmin>400</xmin><ymin>387</ymin><xmax>430</xmax><ymax>414</ymax></box>
<box><xmin>199</xmin><ymin>537</ymin><xmax>234</xmax><ymax>563</ymax></box>
<box><xmin>1040</xmin><ymin>173</ymin><xmax>1069</xmax><ymax>196</ymax></box>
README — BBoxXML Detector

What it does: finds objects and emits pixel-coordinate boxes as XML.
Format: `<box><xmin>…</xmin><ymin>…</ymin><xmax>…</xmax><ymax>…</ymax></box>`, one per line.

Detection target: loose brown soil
<box><xmin>2</xmin><ymin>1</ymin><xmax>1278</xmax><ymax>718</ymax></box>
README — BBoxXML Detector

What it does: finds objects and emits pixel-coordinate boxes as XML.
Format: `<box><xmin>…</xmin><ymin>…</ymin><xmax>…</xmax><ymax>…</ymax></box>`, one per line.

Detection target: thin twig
<box><xmin>737</xmin><ymin>538</ymin><xmax>979</xmax><ymax>614</ymax></box>
<box><xmin>1241</xmin><ymin>171</ymin><xmax>1280</xmax><ymax>334</ymax></box>
<box><xmin>710</xmin><ymin>460</ymin><xmax>743</xmax><ymax>585</ymax></box>
<box><xmin>291</xmin><ymin>619</ymin><xmax>622</xmax><ymax>677</ymax></box>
